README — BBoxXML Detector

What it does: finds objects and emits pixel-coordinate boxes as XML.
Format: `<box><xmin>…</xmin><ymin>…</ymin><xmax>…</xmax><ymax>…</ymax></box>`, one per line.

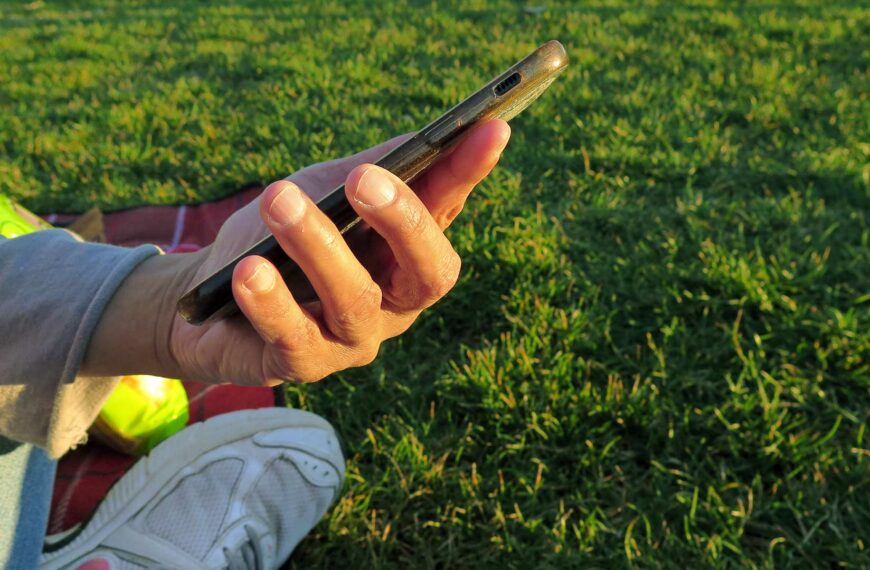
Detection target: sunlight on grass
<box><xmin>1</xmin><ymin>1</ymin><xmax>867</xmax><ymax>567</ymax></box>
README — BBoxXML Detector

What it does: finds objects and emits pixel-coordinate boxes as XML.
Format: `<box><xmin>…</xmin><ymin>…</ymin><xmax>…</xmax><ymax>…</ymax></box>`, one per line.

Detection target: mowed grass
<box><xmin>1</xmin><ymin>0</ymin><xmax>868</xmax><ymax>567</ymax></box>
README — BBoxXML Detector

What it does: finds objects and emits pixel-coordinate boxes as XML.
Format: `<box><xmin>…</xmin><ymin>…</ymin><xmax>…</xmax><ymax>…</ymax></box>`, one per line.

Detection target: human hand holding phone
<box><xmin>82</xmin><ymin>121</ymin><xmax>511</xmax><ymax>386</ymax></box>
<box><xmin>178</xmin><ymin>40</ymin><xmax>568</xmax><ymax>324</ymax></box>
<box><xmin>176</xmin><ymin>121</ymin><xmax>511</xmax><ymax>385</ymax></box>
<box><xmin>83</xmin><ymin>41</ymin><xmax>566</xmax><ymax>386</ymax></box>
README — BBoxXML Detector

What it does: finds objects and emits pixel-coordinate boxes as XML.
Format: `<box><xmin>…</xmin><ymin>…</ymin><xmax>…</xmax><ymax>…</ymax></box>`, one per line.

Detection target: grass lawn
<box><xmin>1</xmin><ymin>0</ymin><xmax>868</xmax><ymax>567</ymax></box>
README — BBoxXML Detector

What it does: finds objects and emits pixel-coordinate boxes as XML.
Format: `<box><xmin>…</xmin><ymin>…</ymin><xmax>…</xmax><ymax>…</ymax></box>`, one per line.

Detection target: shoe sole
<box><xmin>39</xmin><ymin>407</ymin><xmax>344</xmax><ymax>570</ymax></box>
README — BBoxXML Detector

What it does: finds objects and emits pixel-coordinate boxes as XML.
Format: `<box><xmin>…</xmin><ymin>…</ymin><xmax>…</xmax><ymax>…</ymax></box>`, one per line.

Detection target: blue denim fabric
<box><xmin>0</xmin><ymin>437</ymin><xmax>55</xmax><ymax>570</ymax></box>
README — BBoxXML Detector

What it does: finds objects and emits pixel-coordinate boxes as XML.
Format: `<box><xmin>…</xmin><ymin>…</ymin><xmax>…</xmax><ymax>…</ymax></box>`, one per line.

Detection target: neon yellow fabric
<box><xmin>0</xmin><ymin>195</ymin><xmax>38</xmax><ymax>238</ymax></box>
<box><xmin>93</xmin><ymin>376</ymin><xmax>189</xmax><ymax>456</ymax></box>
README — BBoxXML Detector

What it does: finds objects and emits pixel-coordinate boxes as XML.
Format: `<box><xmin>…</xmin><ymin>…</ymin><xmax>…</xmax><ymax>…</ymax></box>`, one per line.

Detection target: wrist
<box><xmin>81</xmin><ymin>248</ymin><xmax>205</xmax><ymax>378</ymax></box>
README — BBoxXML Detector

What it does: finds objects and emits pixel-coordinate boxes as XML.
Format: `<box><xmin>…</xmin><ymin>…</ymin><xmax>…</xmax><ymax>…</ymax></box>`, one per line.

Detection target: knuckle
<box><xmin>418</xmin><ymin>251</ymin><xmax>462</xmax><ymax>303</ymax></box>
<box><xmin>270</xmin><ymin>337</ymin><xmax>298</xmax><ymax>354</ymax></box>
<box><xmin>399</xmin><ymin>201</ymin><xmax>429</xmax><ymax>239</ymax></box>
<box><xmin>352</xmin><ymin>342</ymin><xmax>381</xmax><ymax>367</ymax></box>
<box><xmin>269</xmin><ymin>331</ymin><xmax>305</xmax><ymax>354</ymax></box>
<box><xmin>267</xmin><ymin>318</ymin><xmax>318</xmax><ymax>354</ymax></box>
<box><xmin>333</xmin><ymin>281</ymin><xmax>383</xmax><ymax>332</ymax></box>
<box><xmin>443</xmin><ymin>250</ymin><xmax>463</xmax><ymax>288</ymax></box>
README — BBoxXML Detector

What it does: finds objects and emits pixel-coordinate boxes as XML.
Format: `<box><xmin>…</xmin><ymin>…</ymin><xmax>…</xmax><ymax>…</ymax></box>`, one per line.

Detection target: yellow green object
<box><xmin>90</xmin><ymin>375</ymin><xmax>189</xmax><ymax>456</ymax></box>
<box><xmin>0</xmin><ymin>194</ymin><xmax>46</xmax><ymax>238</ymax></box>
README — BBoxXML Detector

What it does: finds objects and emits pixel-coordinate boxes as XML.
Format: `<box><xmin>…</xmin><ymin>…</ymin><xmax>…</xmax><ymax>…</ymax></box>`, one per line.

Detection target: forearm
<box><xmin>0</xmin><ymin>230</ymin><xmax>162</xmax><ymax>455</ymax></box>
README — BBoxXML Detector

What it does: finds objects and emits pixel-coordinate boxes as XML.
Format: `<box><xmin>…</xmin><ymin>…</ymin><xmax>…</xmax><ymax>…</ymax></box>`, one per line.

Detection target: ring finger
<box><xmin>345</xmin><ymin>165</ymin><xmax>461</xmax><ymax>313</ymax></box>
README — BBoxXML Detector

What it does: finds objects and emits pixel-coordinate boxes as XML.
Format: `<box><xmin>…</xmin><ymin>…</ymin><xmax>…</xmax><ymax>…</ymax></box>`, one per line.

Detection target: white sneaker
<box><xmin>39</xmin><ymin>408</ymin><xmax>345</xmax><ymax>570</ymax></box>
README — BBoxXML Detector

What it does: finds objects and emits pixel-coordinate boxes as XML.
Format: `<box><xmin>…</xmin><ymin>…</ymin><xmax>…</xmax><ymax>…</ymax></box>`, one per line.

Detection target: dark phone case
<box><xmin>178</xmin><ymin>40</ymin><xmax>568</xmax><ymax>324</ymax></box>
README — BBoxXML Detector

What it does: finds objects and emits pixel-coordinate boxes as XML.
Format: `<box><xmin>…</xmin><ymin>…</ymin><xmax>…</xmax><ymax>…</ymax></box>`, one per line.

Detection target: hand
<box><xmin>82</xmin><ymin>121</ymin><xmax>510</xmax><ymax>386</ymax></box>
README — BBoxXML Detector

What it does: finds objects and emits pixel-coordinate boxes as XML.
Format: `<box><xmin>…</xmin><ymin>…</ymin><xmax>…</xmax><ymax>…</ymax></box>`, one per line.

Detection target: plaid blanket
<box><xmin>45</xmin><ymin>184</ymin><xmax>290</xmax><ymax>534</ymax></box>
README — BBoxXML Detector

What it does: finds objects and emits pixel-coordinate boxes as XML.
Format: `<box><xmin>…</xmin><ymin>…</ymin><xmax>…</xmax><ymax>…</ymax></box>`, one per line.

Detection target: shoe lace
<box><xmin>223</xmin><ymin>525</ymin><xmax>265</xmax><ymax>570</ymax></box>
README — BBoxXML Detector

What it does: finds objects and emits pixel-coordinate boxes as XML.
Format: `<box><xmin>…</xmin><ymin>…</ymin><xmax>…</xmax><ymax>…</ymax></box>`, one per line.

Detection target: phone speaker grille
<box><xmin>494</xmin><ymin>72</ymin><xmax>521</xmax><ymax>96</ymax></box>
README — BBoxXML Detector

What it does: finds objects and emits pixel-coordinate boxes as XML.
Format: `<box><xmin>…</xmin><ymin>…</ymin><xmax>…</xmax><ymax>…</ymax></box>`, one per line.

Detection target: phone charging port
<box><xmin>494</xmin><ymin>72</ymin><xmax>521</xmax><ymax>96</ymax></box>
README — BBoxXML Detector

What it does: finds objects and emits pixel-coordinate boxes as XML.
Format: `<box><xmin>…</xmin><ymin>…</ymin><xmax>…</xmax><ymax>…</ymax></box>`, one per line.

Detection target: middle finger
<box><xmin>260</xmin><ymin>180</ymin><xmax>383</xmax><ymax>347</ymax></box>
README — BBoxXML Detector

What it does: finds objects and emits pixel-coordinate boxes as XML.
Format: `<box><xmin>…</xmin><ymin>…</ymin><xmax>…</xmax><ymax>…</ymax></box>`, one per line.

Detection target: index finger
<box><xmin>411</xmin><ymin>120</ymin><xmax>511</xmax><ymax>228</ymax></box>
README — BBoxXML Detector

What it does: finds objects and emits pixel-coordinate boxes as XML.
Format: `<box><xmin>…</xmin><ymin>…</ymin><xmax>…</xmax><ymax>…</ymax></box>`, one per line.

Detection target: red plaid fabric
<box><xmin>44</xmin><ymin>183</ymin><xmax>261</xmax><ymax>252</ymax></box>
<box><xmin>45</xmin><ymin>184</ymin><xmax>287</xmax><ymax>534</ymax></box>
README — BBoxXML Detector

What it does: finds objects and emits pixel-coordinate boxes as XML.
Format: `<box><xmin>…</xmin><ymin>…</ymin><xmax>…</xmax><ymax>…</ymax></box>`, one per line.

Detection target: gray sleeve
<box><xmin>0</xmin><ymin>229</ymin><xmax>161</xmax><ymax>458</ymax></box>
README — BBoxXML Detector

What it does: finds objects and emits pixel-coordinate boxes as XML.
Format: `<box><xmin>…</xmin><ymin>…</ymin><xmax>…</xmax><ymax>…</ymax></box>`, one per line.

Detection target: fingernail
<box><xmin>268</xmin><ymin>184</ymin><xmax>306</xmax><ymax>226</ymax></box>
<box><xmin>354</xmin><ymin>168</ymin><xmax>397</xmax><ymax>208</ymax></box>
<box><xmin>244</xmin><ymin>263</ymin><xmax>275</xmax><ymax>293</ymax></box>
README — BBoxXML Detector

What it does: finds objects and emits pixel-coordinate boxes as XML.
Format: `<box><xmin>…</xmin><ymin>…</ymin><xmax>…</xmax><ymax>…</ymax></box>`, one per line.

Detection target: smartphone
<box><xmin>178</xmin><ymin>40</ymin><xmax>568</xmax><ymax>324</ymax></box>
